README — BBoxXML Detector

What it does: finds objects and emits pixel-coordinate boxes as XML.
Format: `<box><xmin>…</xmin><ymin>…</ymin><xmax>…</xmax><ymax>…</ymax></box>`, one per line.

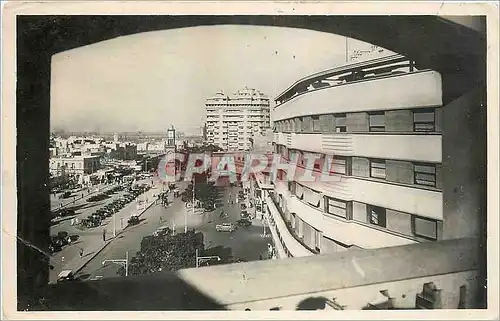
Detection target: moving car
<box><xmin>236</xmin><ymin>219</ymin><xmax>252</xmax><ymax>227</ymax></box>
<box><xmin>216</xmin><ymin>222</ymin><xmax>236</xmax><ymax>232</ymax></box>
<box><xmin>240</xmin><ymin>210</ymin><xmax>250</xmax><ymax>219</ymax></box>
<box><xmin>128</xmin><ymin>215</ymin><xmax>140</xmax><ymax>226</ymax></box>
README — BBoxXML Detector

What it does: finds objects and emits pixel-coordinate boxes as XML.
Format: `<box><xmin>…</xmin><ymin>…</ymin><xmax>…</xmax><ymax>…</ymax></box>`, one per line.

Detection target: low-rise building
<box><xmin>49</xmin><ymin>155</ymin><xmax>101</xmax><ymax>186</ymax></box>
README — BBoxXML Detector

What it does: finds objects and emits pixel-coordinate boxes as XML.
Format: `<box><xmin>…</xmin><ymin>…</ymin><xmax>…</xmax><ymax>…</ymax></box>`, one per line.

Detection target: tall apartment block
<box><xmin>205</xmin><ymin>87</ymin><xmax>271</xmax><ymax>151</ymax></box>
<box><xmin>265</xmin><ymin>54</ymin><xmax>446</xmax><ymax>257</ymax></box>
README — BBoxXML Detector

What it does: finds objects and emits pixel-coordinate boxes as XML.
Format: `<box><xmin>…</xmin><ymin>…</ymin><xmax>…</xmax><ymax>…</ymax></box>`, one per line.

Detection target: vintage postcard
<box><xmin>1</xmin><ymin>1</ymin><xmax>498</xmax><ymax>319</ymax></box>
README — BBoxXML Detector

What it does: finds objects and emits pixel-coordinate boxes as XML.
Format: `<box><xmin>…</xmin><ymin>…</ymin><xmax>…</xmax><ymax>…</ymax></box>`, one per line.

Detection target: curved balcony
<box><xmin>266</xmin><ymin>192</ymin><xmax>316</xmax><ymax>257</ymax></box>
<box><xmin>273</xmin><ymin>70</ymin><xmax>442</xmax><ymax>122</ymax></box>
<box><xmin>274</xmin><ymin>172</ymin><xmax>442</xmax><ymax>221</ymax></box>
<box><xmin>288</xmin><ymin>196</ymin><xmax>417</xmax><ymax>249</ymax></box>
<box><xmin>274</xmin><ymin>132</ymin><xmax>442</xmax><ymax>163</ymax></box>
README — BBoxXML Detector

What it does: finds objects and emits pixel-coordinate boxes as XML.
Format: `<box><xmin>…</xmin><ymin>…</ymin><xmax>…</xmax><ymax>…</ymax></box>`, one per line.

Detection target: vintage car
<box><xmin>57</xmin><ymin>270</ymin><xmax>75</xmax><ymax>283</ymax></box>
<box><xmin>216</xmin><ymin>222</ymin><xmax>236</xmax><ymax>232</ymax></box>
<box><xmin>128</xmin><ymin>215</ymin><xmax>140</xmax><ymax>226</ymax></box>
<box><xmin>236</xmin><ymin>219</ymin><xmax>252</xmax><ymax>227</ymax></box>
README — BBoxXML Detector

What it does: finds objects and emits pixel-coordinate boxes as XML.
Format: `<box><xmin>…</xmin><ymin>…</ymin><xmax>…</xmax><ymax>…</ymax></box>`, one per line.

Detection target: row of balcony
<box><xmin>271</xmin><ymin>182</ymin><xmax>423</xmax><ymax>250</ymax></box>
<box><xmin>274</xmin><ymin>131</ymin><xmax>442</xmax><ymax>163</ymax></box>
<box><xmin>272</xmin><ymin>70</ymin><xmax>442</xmax><ymax>122</ymax></box>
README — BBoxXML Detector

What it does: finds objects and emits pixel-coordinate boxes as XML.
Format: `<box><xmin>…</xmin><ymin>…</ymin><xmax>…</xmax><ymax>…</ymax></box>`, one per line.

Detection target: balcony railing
<box><xmin>268</xmin><ymin>191</ymin><xmax>320</xmax><ymax>255</ymax></box>
<box><xmin>273</xmin><ymin>70</ymin><xmax>442</xmax><ymax>122</ymax></box>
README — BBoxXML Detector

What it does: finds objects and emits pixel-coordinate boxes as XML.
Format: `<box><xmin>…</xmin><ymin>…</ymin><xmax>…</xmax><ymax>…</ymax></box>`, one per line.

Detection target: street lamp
<box><xmin>102</xmin><ymin>251</ymin><xmax>129</xmax><ymax>276</ymax></box>
<box><xmin>195</xmin><ymin>249</ymin><xmax>221</xmax><ymax>268</ymax></box>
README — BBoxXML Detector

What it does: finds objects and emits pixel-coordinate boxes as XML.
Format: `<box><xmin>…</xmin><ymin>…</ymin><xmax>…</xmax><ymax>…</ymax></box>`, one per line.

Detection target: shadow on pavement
<box><xmin>37</xmin><ymin>272</ymin><xmax>228</xmax><ymax>310</ymax></box>
<box><xmin>76</xmin><ymin>273</ymin><xmax>92</xmax><ymax>281</ymax></box>
<box><xmin>83</xmin><ymin>251</ymin><xmax>95</xmax><ymax>258</ymax></box>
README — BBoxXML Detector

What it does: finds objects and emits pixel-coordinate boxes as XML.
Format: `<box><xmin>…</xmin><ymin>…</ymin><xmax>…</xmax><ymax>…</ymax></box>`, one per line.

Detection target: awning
<box><xmin>304</xmin><ymin>188</ymin><xmax>321</xmax><ymax>207</ymax></box>
<box><xmin>295</xmin><ymin>184</ymin><xmax>304</xmax><ymax>199</ymax></box>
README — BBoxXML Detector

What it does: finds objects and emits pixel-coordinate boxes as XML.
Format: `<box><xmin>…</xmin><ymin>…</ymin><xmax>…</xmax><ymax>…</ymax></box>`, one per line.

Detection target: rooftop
<box><xmin>23</xmin><ymin>237</ymin><xmax>480</xmax><ymax>311</ymax></box>
<box><xmin>207</xmin><ymin>86</ymin><xmax>269</xmax><ymax>102</ymax></box>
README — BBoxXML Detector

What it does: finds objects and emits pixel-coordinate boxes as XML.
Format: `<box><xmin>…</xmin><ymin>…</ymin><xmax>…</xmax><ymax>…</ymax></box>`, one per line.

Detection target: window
<box><xmin>369</xmin><ymin>112</ymin><xmax>385</xmax><ymax>132</ymax></box>
<box><xmin>413</xmin><ymin>216</ymin><xmax>438</xmax><ymax>240</ymax></box>
<box><xmin>304</xmin><ymin>188</ymin><xmax>321</xmax><ymax>207</ymax></box>
<box><xmin>295</xmin><ymin>118</ymin><xmax>303</xmax><ymax>132</ymax></box>
<box><xmin>414</xmin><ymin>163</ymin><xmax>437</xmax><ymax>187</ymax></box>
<box><xmin>312</xmin><ymin>116</ymin><xmax>321</xmax><ymax>132</ymax></box>
<box><xmin>335</xmin><ymin>113</ymin><xmax>346</xmax><ymax>132</ymax></box>
<box><xmin>370</xmin><ymin>159</ymin><xmax>386</xmax><ymax>179</ymax></box>
<box><xmin>326</xmin><ymin>197</ymin><xmax>348</xmax><ymax>218</ymax></box>
<box><xmin>368</xmin><ymin>205</ymin><xmax>386</xmax><ymax>227</ymax></box>
<box><xmin>332</xmin><ymin>157</ymin><xmax>347</xmax><ymax>175</ymax></box>
<box><xmin>413</xmin><ymin>109</ymin><xmax>435</xmax><ymax>132</ymax></box>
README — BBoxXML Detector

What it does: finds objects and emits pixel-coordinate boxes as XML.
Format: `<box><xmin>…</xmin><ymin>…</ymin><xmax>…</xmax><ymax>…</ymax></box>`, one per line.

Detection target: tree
<box><xmin>118</xmin><ymin>230</ymin><xmax>235</xmax><ymax>276</ymax></box>
<box><xmin>181</xmin><ymin>181</ymin><xmax>221</xmax><ymax>210</ymax></box>
<box><xmin>118</xmin><ymin>229</ymin><xmax>204</xmax><ymax>276</ymax></box>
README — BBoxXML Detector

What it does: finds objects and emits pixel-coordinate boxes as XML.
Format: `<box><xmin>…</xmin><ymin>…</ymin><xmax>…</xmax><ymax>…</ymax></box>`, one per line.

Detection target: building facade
<box><xmin>205</xmin><ymin>86</ymin><xmax>271</xmax><ymax>151</ymax></box>
<box><xmin>106</xmin><ymin>142</ymin><xmax>138</xmax><ymax>160</ymax></box>
<box><xmin>267</xmin><ymin>54</ymin><xmax>444</xmax><ymax>258</ymax></box>
<box><xmin>49</xmin><ymin>155</ymin><xmax>101</xmax><ymax>177</ymax></box>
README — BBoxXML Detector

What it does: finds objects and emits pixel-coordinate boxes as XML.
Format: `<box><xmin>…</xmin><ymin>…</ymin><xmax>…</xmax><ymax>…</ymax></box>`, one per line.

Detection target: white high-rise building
<box><xmin>205</xmin><ymin>87</ymin><xmax>271</xmax><ymax>151</ymax></box>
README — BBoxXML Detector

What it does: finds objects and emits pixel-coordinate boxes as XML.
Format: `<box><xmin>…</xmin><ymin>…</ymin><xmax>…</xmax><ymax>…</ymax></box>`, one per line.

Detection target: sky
<box><xmin>51</xmin><ymin>25</ymin><xmax>392</xmax><ymax>135</ymax></box>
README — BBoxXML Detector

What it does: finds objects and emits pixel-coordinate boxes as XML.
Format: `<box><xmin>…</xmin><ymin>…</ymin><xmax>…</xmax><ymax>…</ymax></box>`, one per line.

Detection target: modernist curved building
<box><xmin>266</xmin><ymin>54</ymin><xmax>444</xmax><ymax>258</ymax></box>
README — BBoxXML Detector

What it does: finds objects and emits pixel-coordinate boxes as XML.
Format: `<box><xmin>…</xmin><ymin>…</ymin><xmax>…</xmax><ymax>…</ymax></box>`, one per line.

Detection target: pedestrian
<box><xmin>61</xmin><ymin>256</ymin><xmax>65</xmax><ymax>263</ymax></box>
<box><xmin>79</xmin><ymin>248</ymin><xmax>84</xmax><ymax>258</ymax></box>
<box><xmin>259</xmin><ymin>254</ymin><xmax>263</xmax><ymax>260</ymax></box>
<box><xmin>102</xmin><ymin>229</ymin><xmax>106</xmax><ymax>242</ymax></box>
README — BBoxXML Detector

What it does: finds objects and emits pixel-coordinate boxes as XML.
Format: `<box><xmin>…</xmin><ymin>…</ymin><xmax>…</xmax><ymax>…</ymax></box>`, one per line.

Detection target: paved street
<box><xmin>75</xmin><ymin>180</ymin><xmax>269</xmax><ymax>280</ymax></box>
<box><xmin>49</xmin><ymin>178</ymin><xmax>155</xmax><ymax>283</ymax></box>
<box><xmin>197</xmin><ymin>184</ymin><xmax>270</xmax><ymax>262</ymax></box>
<box><xmin>50</xmin><ymin>182</ymin><xmax>110</xmax><ymax>211</ymax></box>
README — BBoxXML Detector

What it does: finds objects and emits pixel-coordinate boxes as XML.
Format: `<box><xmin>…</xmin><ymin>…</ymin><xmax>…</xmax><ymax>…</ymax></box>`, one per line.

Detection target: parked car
<box><xmin>57</xmin><ymin>231</ymin><xmax>72</xmax><ymax>245</ymax></box>
<box><xmin>153</xmin><ymin>226</ymin><xmax>171</xmax><ymax>237</ymax></box>
<box><xmin>54</xmin><ymin>208</ymin><xmax>75</xmax><ymax>218</ymax></box>
<box><xmin>60</xmin><ymin>191</ymin><xmax>72</xmax><ymax>199</ymax></box>
<box><xmin>216</xmin><ymin>222</ymin><xmax>236</xmax><ymax>232</ymax></box>
<box><xmin>128</xmin><ymin>215</ymin><xmax>140</xmax><ymax>226</ymax></box>
<box><xmin>49</xmin><ymin>242</ymin><xmax>62</xmax><ymax>253</ymax></box>
<box><xmin>57</xmin><ymin>270</ymin><xmax>75</xmax><ymax>283</ymax></box>
<box><xmin>236</xmin><ymin>219</ymin><xmax>252</xmax><ymax>227</ymax></box>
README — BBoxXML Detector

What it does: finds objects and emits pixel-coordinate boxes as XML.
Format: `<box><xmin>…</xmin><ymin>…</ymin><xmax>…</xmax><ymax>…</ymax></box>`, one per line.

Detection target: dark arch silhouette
<box><xmin>15</xmin><ymin>15</ymin><xmax>486</xmax><ymax>310</ymax></box>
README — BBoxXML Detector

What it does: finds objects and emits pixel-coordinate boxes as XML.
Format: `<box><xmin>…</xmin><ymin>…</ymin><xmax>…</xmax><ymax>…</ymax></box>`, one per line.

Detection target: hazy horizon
<box><xmin>51</xmin><ymin>25</ymin><xmax>393</xmax><ymax>135</ymax></box>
